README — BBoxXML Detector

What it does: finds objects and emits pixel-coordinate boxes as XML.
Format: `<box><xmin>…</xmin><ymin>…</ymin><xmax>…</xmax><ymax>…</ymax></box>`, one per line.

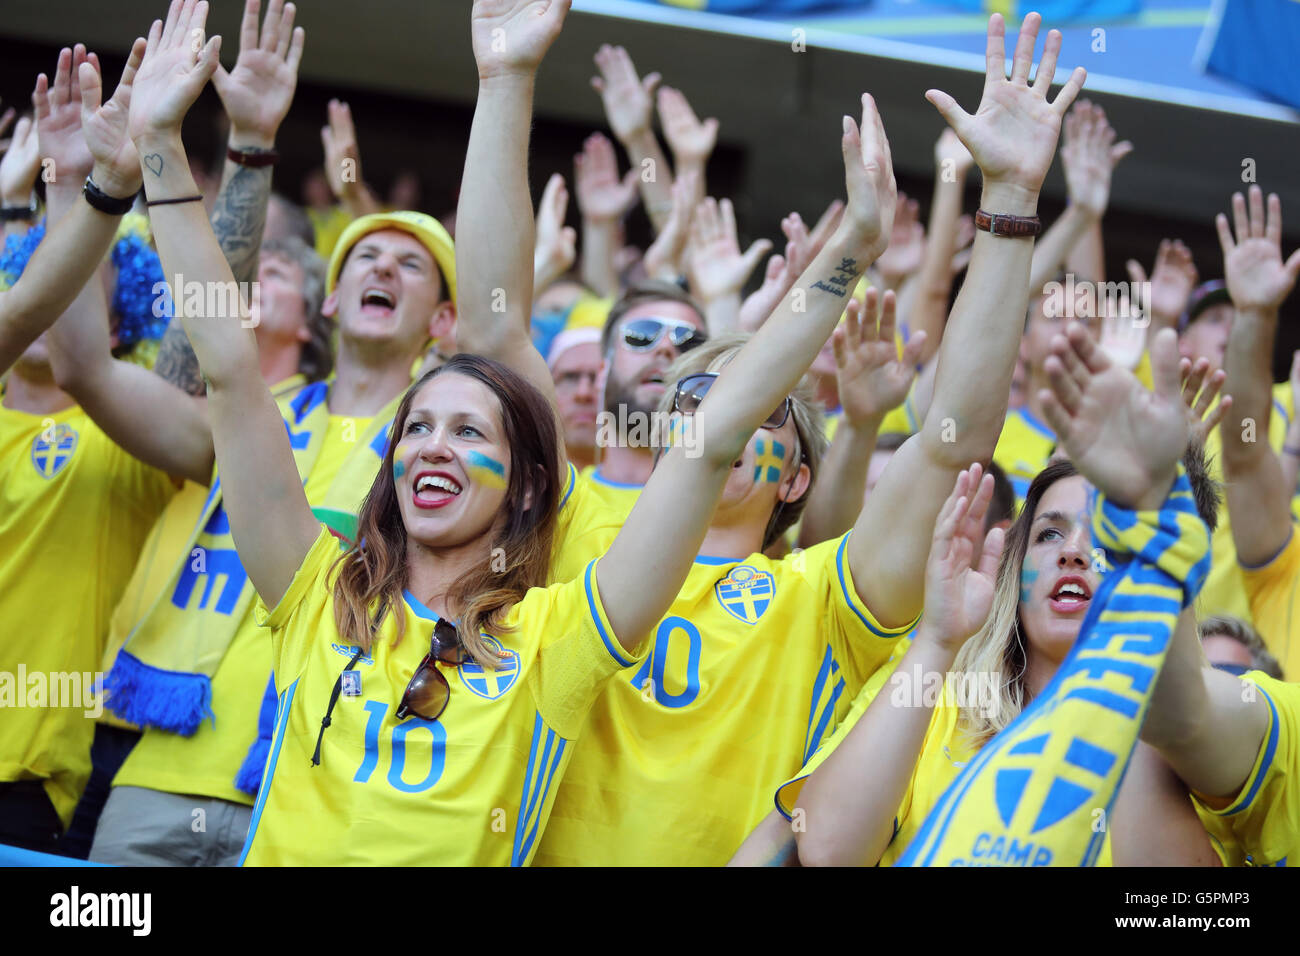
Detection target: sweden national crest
<box><xmin>714</xmin><ymin>564</ymin><xmax>775</xmax><ymax>625</ymax></box>
<box><xmin>459</xmin><ymin>635</ymin><xmax>520</xmax><ymax>700</ymax></box>
<box><xmin>31</xmin><ymin>423</ymin><xmax>79</xmax><ymax>479</ymax></box>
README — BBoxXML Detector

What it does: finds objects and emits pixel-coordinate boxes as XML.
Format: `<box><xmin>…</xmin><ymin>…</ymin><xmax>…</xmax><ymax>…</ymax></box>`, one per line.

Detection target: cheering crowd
<box><xmin>0</xmin><ymin>0</ymin><xmax>1297</xmax><ymax>867</ymax></box>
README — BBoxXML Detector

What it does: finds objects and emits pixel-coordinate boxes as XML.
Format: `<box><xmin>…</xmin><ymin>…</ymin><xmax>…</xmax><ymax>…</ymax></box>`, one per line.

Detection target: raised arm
<box><xmin>0</xmin><ymin>115</ymin><xmax>41</xmax><ymax>240</ymax></box>
<box><xmin>129</xmin><ymin>0</ymin><xmax>318</xmax><ymax>606</ymax></box>
<box><xmin>1217</xmin><ymin>185</ymin><xmax>1300</xmax><ymax>566</ymax></box>
<box><xmin>850</xmin><ymin>12</ymin><xmax>1086</xmax><ymax>629</ymax></box>
<box><xmin>0</xmin><ymin>46</ymin><xmax>143</xmax><ymax>375</ymax></box>
<box><xmin>533</xmin><ymin>171</ymin><xmax>576</xmax><ymax>295</ymax></box>
<box><xmin>1125</xmin><ymin>239</ymin><xmax>1198</xmax><ymax>335</ymax></box>
<box><xmin>597</xmin><ymin>92</ymin><xmax>897</xmax><ymax>649</ymax></box>
<box><xmin>796</xmin><ymin>467</ymin><xmax>1001</xmax><ymax>866</ymax></box>
<box><xmin>572</xmin><ymin>132</ymin><xmax>637</xmax><ymax>297</ymax></box>
<box><xmin>683</xmin><ymin>196</ymin><xmax>770</xmax><ymax>334</ymax></box>
<box><xmin>797</xmin><ymin>290</ymin><xmax>923</xmax><ymax>548</ymax></box>
<box><xmin>656</xmin><ymin>85</ymin><xmax>715</xmax><ymax>208</ymax></box>
<box><xmin>591</xmin><ymin>45</ymin><xmax>673</xmax><ymax>232</ymax></box>
<box><xmin>455</xmin><ymin>0</ymin><xmax>570</xmax><ymax>448</ymax></box>
<box><xmin>1026</xmin><ymin>99</ymin><xmax>1128</xmax><ymax>295</ymax></box>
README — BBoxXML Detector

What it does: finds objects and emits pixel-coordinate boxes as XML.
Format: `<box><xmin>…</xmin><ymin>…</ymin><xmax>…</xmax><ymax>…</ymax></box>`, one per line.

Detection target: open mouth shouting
<box><xmin>412</xmin><ymin>470</ymin><xmax>462</xmax><ymax>509</ymax></box>
<box><xmin>1048</xmin><ymin>574</ymin><xmax>1092</xmax><ymax>614</ymax></box>
<box><xmin>360</xmin><ymin>286</ymin><xmax>398</xmax><ymax>317</ymax></box>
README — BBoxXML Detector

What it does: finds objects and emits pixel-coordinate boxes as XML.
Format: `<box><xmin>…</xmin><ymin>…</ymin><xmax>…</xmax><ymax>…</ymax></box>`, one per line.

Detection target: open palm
<box><xmin>926</xmin><ymin>13</ymin><xmax>1085</xmax><ymax>194</ymax></box>
<box><xmin>923</xmin><ymin>465</ymin><xmax>1003</xmax><ymax>652</ymax></box>
<box><xmin>128</xmin><ymin>1</ymin><xmax>222</xmax><ymax>143</ymax></box>
<box><xmin>1219</xmin><ymin>186</ymin><xmax>1300</xmax><ymax>313</ymax></box>
<box><xmin>835</xmin><ymin>289</ymin><xmax>926</xmax><ymax>424</ymax></box>
<box><xmin>1042</xmin><ymin>324</ymin><xmax>1188</xmax><ymax>508</ymax></box>
<box><xmin>212</xmin><ymin>0</ymin><xmax>305</xmax><ymax>141</ymax></box>
<box><xmin>472</xmin><ymin>0</ymin><xmax>569</xmax><ymax>79</ymax></box>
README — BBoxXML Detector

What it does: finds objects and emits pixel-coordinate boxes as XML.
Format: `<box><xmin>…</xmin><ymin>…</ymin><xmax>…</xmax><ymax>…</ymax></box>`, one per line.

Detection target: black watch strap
<box><xmin>82</xmin><ymin>176</ymin><xmax>137</xmax><ymax>216</ymax></box>
<box><xmin>0</xmin><ymin>204</ymin><xmax>36</xmax><ymax>222</ymax></box>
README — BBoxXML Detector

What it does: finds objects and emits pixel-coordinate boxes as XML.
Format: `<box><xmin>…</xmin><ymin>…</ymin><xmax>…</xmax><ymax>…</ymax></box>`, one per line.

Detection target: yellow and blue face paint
<box><xmin>1019</xmin><ymin>564</ymin><xmax>1038</xmax><ymax>603</ymax></box>
<box><xmin>393</xmin><ymin>444</ymin><xmax>409</xmax><ymax>480</ymax></box>
<box><xmin>466</xmin><ymin>450</ymin><xmax>508</xmax><ymax>490</ymax></box>
<box><xmin>753</xmin><ymin>438</ymin><xmax>785</xmax><ymax>484</ymax></box>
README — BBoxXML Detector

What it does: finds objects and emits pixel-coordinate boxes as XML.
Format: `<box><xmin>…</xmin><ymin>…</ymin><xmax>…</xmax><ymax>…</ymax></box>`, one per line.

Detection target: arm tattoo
<box><xmin>210</xmin><ymin>160</ymin><xmax>273</xmax><ymax>287</ymax></box>
<box><xmin>153</xmin><ymin>318</ymin><xmax>207</xmax><ymax>396</ymax></box>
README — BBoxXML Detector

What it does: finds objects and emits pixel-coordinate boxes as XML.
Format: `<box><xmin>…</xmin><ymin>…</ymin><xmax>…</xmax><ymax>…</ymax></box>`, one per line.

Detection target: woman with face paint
<box><xmin>774</xmin><ymin>325</ymin><xmax>1225</xmax><ymax>867</ymax></box>
<box><xmin>124</xmin><ymin>0</ymin><xmax>906</xmax><ymax>864</ymax></box>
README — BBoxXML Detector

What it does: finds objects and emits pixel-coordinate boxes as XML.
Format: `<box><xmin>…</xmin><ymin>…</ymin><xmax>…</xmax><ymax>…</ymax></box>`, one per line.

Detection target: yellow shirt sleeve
<box><xmin>1193</xmin><ymin>672</ymin><xmax>1300</xmax><ymax>866</ymax></box>
<box><xmin>1241</xmin><ymin>527</ymin><xmax>1300</xmax><ymax>679</ymax></box>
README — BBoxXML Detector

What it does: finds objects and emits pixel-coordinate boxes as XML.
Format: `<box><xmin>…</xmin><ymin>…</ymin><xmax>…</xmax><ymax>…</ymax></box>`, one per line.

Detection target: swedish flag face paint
<box><xmin>753</xmin><ymin>438</ymin><xmax>785</xmax><ymax>484</ymax></box>
<box><xmin>465</xmin><ymin>450</ymin><xmax>507</xmax><ymax>490</ymax></box>
<box><xmin>1019</xmin><ymin>564</ymin><xmax>1038</xmax><ymax>603</ymax></box>
<box><xmin>393</xmin><ymin>444</ymin><xmax>409</xmax><ymax>480</ymax></box>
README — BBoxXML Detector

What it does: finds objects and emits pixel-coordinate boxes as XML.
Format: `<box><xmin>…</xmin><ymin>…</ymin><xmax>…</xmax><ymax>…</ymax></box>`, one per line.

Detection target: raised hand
<box><xmin>657</xmin><ymin>85</ymin><xmax>717</xmax><ymax>167</ymax></box>
<box><xmin>128</xmin><ymin>0</ymin><xmax>223</xmax><ymax>144</ymax></box>
<box><xmin>591</xmin><ymin>45</ymin><xmax>658</xmax><ymax>142</ymax></box>
<box><xmin>738</xmin><ymin>200</ymin><xmax>843</xmax><ymax>330</ymax></box>
<box><xmin>1040</xmin><ymin>322</ymin><xmax>1189</xmax><ymax>510</ymax></box>
<box><xmin>684</xmin><ymin>196</ymin><xmax>771</xmax><ymax>302</ymax></box>
<box><xmin>1126</xmin><ymin>239</ymin><xmax>1198</xmax><ymax>329</ymax></box>
<box><xmin>925</xmin><ymin>13</ymin><xmax>1086</xmax><ymax>207</ymax></box>
<box><xmin>471</xmin><ymin>0</ymin><xmax>570</xmax><ymax>80</ymax></box>
<box><xmin>33</xmin><ymin>46</ymin><xmax>96</xmax><ymax>185</ymax></box>
<box><xmin>1097</xmin><ymin>302</ymin><xmax>1145</xmax><ymax>372</ymax></box>
<box><xmin>1217</xmin><ymin>185</ymin><xmax>1300</xmax><ymax>314</ymax></box>
<box><xmin>873</xmin><ymin>191</ymin><xmax>924</xmax><ymax>284</ymax></box>
<box><xmin>934</xmin><ymin>127</ymin><xmax>973</xmax><ymax>179</ymax></box>
<box><xmin>0</xmin><ymin>116</ymin><xmax>41</xmax><ymax>206</ymax></box>
<box><xmin>839</xmin><ymin>93</ymin><xmax>898</xmax><ymax>257</ymax></box>
<box><xmin>573</xmin><ymin>132</ymin><xmax>638</xmax><ymax>222</ymax></box>
<box><xmin>1179</xmin><ymin>355</ymin><xmax>1231</xmax><ymax>448</ymax></box>
<box><xmin>642</xmin><ymin>169</ymin><xmax>695</xmax><ymax>280</ymax></box>
<box><xmin>212</xmin><ymin>0</ymin><xmax>305</xmax><ymax>149</ymax></box>
<box><xmin>320</xmin><ymin>99</ymin><xmax>377</xmax><ymax>214</ymax></box>
<box><xmin>1060</xmin><ymin>99</ymin><xmax>1131</xmax><ymax>217</ymax></box>
<box><xmin>533</xmin><ymin>171</ymin><xmax>577</xmax><ymax>291</ymax></box>
<box><xmin>920</xmin><ymin>464</ymin><xmax>1003</xmax><ymax>653</ymax></box>
<box><xmin>833</xmin><ymin>288</ymin><xmax>927</xmax><ymax>426</ymax></box>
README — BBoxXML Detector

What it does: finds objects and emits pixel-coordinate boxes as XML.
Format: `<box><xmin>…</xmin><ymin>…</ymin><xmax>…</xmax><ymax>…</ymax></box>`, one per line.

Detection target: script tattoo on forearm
<box><xmin>211</xmin><ymin>160</ymin><xmax>272</xmax><ymax>287</ymax></box>
<box><xmin>810</xmin><ymin>257</ymin><xmax>859</xmax><ymax>297</ymax></box>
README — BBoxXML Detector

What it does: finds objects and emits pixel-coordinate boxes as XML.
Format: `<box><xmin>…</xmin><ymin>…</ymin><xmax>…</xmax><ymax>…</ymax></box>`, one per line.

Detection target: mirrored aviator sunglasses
<box><xmin>621</xmin><ymin>316</ymin><xmax>706</xmax><ymax>353</ymax></box>
<box><xmin>395</xmin><ymin>619</ymin><xmax>471</xmax><ymax>721</ymax></box>
<box><xmin>673</xmin><ymin>372</ymin><xmax>791</xmax><ymax>429</ymax></box>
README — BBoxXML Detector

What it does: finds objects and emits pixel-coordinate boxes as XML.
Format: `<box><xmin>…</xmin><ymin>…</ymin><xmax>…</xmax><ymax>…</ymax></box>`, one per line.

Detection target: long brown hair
<box><xmin>329</xmin><ymin>354</ymin><xmax>563</xmax><ymax>667</ymax></box>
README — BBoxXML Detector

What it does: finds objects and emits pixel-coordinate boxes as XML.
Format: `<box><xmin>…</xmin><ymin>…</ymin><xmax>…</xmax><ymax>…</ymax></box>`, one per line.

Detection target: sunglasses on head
<box><xmin>673</xmin><ymin>372</ymin><xmax>792</xmax><ymax>430</ymax></box>
<box><xmin>620</xmin><ymin>317</ymin><xmax>706</xmax><ymax>353</ymax></box>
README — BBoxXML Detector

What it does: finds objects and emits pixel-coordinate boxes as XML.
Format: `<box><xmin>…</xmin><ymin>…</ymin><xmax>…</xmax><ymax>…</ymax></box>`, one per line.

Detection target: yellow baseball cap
<box><xmin>326</xmin><ymin>210</ymin><xmax>456</xmax><ymax>305</ymax></box>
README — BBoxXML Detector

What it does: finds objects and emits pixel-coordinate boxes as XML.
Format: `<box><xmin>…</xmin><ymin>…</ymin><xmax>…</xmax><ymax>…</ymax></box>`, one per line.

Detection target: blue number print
<box><xmin>629</xmin><ymin>616</ymin><xmax>702</xmax><ymax>709</ymax></box>
<box><xmin>353</xmin><ymin>699</ymin><xmax>446</xmax><ymax>793</ymax></box>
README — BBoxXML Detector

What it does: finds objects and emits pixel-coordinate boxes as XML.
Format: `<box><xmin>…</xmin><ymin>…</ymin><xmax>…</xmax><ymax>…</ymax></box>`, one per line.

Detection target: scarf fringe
<box><xmin>105</xmin><ymin>651</ymin><xmax>215</xmax><ymax>735</ymax></box>
<box><xmin>234</xmin><ymin>676</ymin><xmax>279</xmax><ymax>796</ymax></box>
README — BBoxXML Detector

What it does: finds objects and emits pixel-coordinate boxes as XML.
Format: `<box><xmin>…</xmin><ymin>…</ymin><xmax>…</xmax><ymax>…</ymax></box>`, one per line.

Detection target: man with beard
<box><xmin>584</xmin><ymin>279</ymin><xmax>708</xmax><ymax>513</ymax></box>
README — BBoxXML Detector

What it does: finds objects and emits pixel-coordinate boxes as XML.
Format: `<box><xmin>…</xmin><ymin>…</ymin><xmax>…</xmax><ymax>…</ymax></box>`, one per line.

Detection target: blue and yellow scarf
<box><xmin>899</xmin><ymin>469</ymin><xmax>1210</xmax><ymax>866</ymax></box>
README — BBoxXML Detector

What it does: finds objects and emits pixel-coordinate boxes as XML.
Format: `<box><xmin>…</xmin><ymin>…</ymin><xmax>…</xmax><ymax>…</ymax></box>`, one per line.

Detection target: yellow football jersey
<box><xmin>1193</xmin><ymin>671</ymin><xmax>1298</xmax><ymax>866</ymax></box>
<box><xmin>533</xmin><ymin>533</ymin><xmax>915</xmax><ymax>866</ymax></box>
<box><xmin>577</xmin><ymin>464</ymin><xmax>641</xmax><ymax>517</ymax></box>
<box><xmin>0</xmin><ymin>401</ymin><xmax>174</xmax><ymax>826</ymax></box>
<box><xmin>553</xmin><ymin>463</ymin><xmax>630</xmax><ymax>582</ymax></box>
<box><xmin>1198</xmin><ymin>383</ymin><xmax>1293</xmax><ymax>625</ymax></box>
<box><xmin>992</xmin><ymin>406</ymin><xmax>1057</xmax><ymax>505</ymax></box>
<box><xmin>1241</xmin><ymin>528</ymin><xmax>1300</xmax><ymax>680</ymax></box>
<box><xmin>239</xmin><ymin>527</ymin><xmax>641</xmax><ymax>865</ymax></box>
<box><xmin>775</xmin><ymin>659</ymin><xmax>1115</xmax><ymax>866</ymax></box>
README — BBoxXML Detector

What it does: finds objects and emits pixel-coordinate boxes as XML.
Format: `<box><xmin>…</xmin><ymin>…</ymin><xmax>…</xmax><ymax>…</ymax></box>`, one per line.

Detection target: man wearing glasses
<box><xmin>585</xmin><ymin>280</ymin><xmax>709</xmax><ymax>513</ymax></box>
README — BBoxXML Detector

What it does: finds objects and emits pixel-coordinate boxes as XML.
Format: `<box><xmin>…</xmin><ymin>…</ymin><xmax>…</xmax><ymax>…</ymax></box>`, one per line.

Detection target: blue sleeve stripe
<box><xmin>584</xmin><ymin>560</ymin><xmax>636</xmax><ymax>668</ymax></box>
<box><xmin>1224</xmin><ymin>681</ymin><xmax>1280</xmax><ymax>817</ymax></box>
<box><xmin>803</xmin><ymin>647</ymin><xmax>834</xmax><ymax>762</ymax></box>
<box><xmin>237</xmin><ymin>678</ymin><xmax>298</xmax><ymax>866</ymax></box>
<box><xmin>559</xmin><ymin>463</ymin><xmax>577</xmax><ymax>512</ymax></box>
<box><xmin>835</xmin><ymin>534</ymin><xmax>902</xmax><ymax>638</ymax></box>
<box><xmin>520</xmin><ymin>735</ymin><xmax>568</xmax><ymax>863</ymax></box>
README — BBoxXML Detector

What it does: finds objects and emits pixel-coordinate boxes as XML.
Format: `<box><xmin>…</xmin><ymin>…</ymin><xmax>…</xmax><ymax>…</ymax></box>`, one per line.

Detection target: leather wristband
<box><xmin>82</xmin><ymin>176</ymin><xmax>137</xmax><ymax>216</ymax></box>
<box><xmin>227</xmin><ymin>145</ymin><xmax>279</xmax><ymax>168</ymax></box>
<box><xmin>0</xmin><ymin>204</ymin><xmax>36</xmax><ymax>223</ymax></box>
<box><xmin>975</xmin><ymin>208</ymin><xmax>1042</xmax><ymax>238</ymax></box>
